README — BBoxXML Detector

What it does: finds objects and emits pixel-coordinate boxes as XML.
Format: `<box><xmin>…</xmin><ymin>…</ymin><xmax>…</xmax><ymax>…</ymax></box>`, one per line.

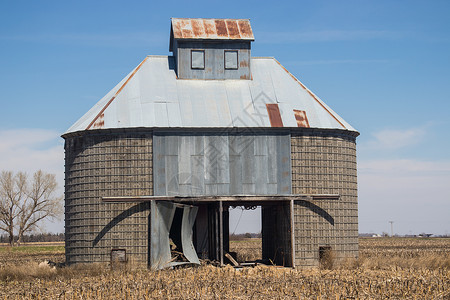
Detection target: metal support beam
<box><xmin>219</xmin><ymin>200</ymin><xmax>223</xmax><ymax>266</ymax></box>
<box><xmin>290</xmin><ymin>199</ymin><xmax>295</xmax><ymax>268</ymax></box>
<box><xmin>102</xmin><ymin>194</ymin><xmax>340</xmax><ymax>203</ymax></box>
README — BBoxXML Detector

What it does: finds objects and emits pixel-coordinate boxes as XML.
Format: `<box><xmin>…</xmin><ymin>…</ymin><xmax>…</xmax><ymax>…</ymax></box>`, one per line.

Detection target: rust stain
<box><xmin>239</xmin><ymin>60</ymin><xmax>248</xmax><ymax>67</ymax></box>
<box><xmin>191</xmin><ymin>19</ymin><xmax>205</xmax><ymax>37</ymax></box>
<box><xmin>273</xmin><ymin>58</ymin><xmax>347</xmax><ymax>129</ymax></box>
<box><xmin>203</xmin><ymin>19</ymin><xmax>216</xmax><ymax>36</ymax></box>
<box><xmin>293</xmin><ymin>110</ymin><xmax>310</xmax><ymax>128</ymax></box>
<box><xmin>225</xmin><ymin>20</ymin><xmax>240</xmax><ymax>38</ymax></box>
<box><xmin>266</xmin><ymin>104</ymin><xmax>284</xmax><ymax>127</ymax></box>
<box><xmin>86</xmin><ymin>56</ymin><xmax>149</xmax><ymax>130</ymax></box>
<box><xmin>92</xmin><ymin>113</ymin><xmax>105</xmax><ymax>129</ymax></box>
<box><xmin>181</xmin><ymin>29</ymin><xmax>193</xmax><ymax>39</ymax></box>
<box><xmin>240</xmin><ymin>74</ymin><xmax>249</xmax><ymax>79</ymax></box>
<box><xmin>237</xmin><ymin>20</ymin><xmax>253</xmax><ymax>39</ymax></box>
<box><xmin>172</xmin><ymin>22</ymin><xmax>181</xmax><ymax>38</ymax></box>
<box><xmin>214</xmin><ymin>19</ymin><xmax>228</xmax><ymax>37</ymax></box>
<box><xmin>171</xmin><ymin>19</ymin><xmax>254</xmax><ymax>40</ymax></box>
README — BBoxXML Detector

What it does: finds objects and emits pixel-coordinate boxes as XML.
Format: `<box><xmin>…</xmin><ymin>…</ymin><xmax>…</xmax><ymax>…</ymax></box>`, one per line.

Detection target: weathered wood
<box><xmin>102</xmin><ymin>194</ymin><xmax>340</xmax><ymax>203</ymax></box>
<box><xmin>225</xmin><ymin>253</ymin><xmax>239</xmax><ymax>267</ymax></box>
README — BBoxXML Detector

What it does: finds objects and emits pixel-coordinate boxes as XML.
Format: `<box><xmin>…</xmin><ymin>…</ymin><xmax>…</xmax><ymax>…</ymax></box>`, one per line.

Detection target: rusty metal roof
<box><xmin>171</xmin><ymin>18</ymin><xmax>254</xmax><ymax>41</ymax></box>
<box><xmin>64</xmin><ymin>56</ymin><xmax>357</xmax><ymax>135</ymax></box>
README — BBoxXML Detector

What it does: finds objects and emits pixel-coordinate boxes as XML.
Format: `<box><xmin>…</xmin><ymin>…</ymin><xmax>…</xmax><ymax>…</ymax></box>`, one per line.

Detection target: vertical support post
<box><xmin>290</xmin><ymin>200</ymin><xmax>296</xmax><ymax>268</ymax></box>
<box><xmin>219</xmin><ymin>200</ymin><xmax>224</xmax><ymax>266</ymax></box>
<box><xmin>214</xmin><ymin>204</ymin><xmax>219</xmax><ymax>261</ymax></box>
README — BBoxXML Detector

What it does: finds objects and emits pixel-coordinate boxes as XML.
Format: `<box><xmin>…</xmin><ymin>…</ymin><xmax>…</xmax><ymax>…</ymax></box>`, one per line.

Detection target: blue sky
<box><xmin>1</xmin><ymin>0</ymin><xmax>449</xmax><ymax>235</ymax></box>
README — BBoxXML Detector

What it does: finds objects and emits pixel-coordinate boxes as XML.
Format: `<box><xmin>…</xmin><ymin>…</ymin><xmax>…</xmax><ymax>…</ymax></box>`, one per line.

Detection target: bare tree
<box><xmin>0</xmin><ymin>170</ymin><xmax>62</xmax><ymax>246</ymax></box>
<box><xmin>0</xmin><ymin>171</ymin><xmax>27</xmax><ymax>245</ymax></box>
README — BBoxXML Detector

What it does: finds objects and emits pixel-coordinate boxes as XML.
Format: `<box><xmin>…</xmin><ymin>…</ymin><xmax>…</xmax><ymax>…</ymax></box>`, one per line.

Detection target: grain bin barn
<box><xmin>63</xmin><ymin>18</ymin><xmax>359</xmax><ymax>269</ymax></box>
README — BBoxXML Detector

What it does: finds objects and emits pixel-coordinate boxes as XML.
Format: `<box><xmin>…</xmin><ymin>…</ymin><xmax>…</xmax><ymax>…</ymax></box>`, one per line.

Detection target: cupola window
<box><xmin>191</xmin><ymin>50</ymin><xmax>205</xmax><ymax>69</ymax></box>
<box><xmin>224</xmin><ymin>50</ymin><xmax>238</xmax><ymax>70</ymax></box>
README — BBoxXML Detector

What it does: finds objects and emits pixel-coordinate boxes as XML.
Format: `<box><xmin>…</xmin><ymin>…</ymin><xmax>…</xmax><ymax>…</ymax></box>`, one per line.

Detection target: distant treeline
<box><xmin>0</xmin><ymin>233</ymin><xmax>64</xmax><ymax>243</ymax></box>
<box><xmin>230</xmin><ymin>233</ymin><xmax>262</xmax><ymax>240</ymax></box>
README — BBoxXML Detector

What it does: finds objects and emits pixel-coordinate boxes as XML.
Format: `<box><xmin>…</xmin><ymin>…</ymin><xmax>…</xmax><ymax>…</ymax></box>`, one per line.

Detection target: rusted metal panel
<box><xmin>293</xmin><ymin>109</ymin><xmax>310</xmax><ymax>128</ymax></box>
<box><xmin>171</xmin><ymin>18</ymin><xmax>254</xmax><ymax>41</ymax></box>
<box><xmin>237</xmin><ymin>19</ymin><xmax>253</xmax><ymax>39</ymax></box>
<box><xmin>266</xmin><ymin>104</ymin><xmax>284</xmax><ymax>127</ymax></box>
<box><xmin>225</xmin><ymin>20</ymin><xmax>240</xmax><ymax>39</ymax></box>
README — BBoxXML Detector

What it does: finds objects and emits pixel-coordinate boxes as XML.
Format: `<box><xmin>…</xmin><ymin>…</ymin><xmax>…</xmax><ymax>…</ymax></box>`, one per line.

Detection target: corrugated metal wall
<box><xmin>291</xmin><ymin>130</ymin><xmax>358</xmax><ymax>267</ymax></box>
<box><xmin>153</xmin><ymin>131</ymin><xmax>292</xmax><ymax>196</ymax></box>
<box><xmin>64</xmin><ymin>131</ymin><xmax>153</xmax><ymax>266</ymax></box>
<box><xmin>175</xmin><ymin>41</ymin><xmax>251</xmax><ymax>80</ymax></box>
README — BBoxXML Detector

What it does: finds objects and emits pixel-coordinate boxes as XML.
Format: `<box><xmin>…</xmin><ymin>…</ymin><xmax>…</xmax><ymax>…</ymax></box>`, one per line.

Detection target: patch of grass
<box><xmin>0</xmin><ymin>245</ymin><xmax>64</xmax><ymax>254</ymax></box>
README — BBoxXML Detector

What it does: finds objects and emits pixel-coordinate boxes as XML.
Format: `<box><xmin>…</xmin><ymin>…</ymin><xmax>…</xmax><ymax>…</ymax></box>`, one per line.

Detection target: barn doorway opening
<box><xmin>228</xmin><ymin>205</ymin><xmax>262</xmax><ymax>264</ymax></box>
<box><xmin>226</xmin><ymin>201</ymin><xmax>293</xmax><ymax>267</ymax></box>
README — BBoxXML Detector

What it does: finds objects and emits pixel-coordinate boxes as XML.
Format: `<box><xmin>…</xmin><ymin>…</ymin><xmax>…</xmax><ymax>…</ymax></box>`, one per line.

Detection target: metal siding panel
<box><xmin>254</xmin><ymin>135</ymin><xmax>268</xmax><ymax>156</ymax></box>
<box><xmin>267</xmin><ymin>135</ymin><xmax>278</xmax><ymax>184</ymax></box>
<box><xmin>216</xmin><ymin>135</ymin><xmax>230</xmax><ymax>184</ymax></box>
<box><xmin>193</xmin><ymin>135</ymin><xmax>204</xmax><ymax>155</ymax></box>
<box><xmin>204</xmin><ymin>135</ymin><xmax>219</xmax><ymax>184</ymax></box>
<box><xmin>165</xmin><ymin>155</ymin><xmax>179</xmax><ymax>195</ymax></box>
<box><xmin>190</xmin><ymin>154</ymin><xmax>205</xmax><ymax>195</ymax></box>
<box><xmin>205</xmin><ymin>184</ymin><xmax>218</xmax><ymax>195</ymax></box>
<box><xmin>277</xmin><ymin>134</ymin><xmax>292</xmax><ymax>194</ymax></box>
<box><xmin>241</xmin><ymin>136</ymin><xmax>255</xmax><ymax>184</ymax></box>
<box><xmin>178</xmin><ymin>184</ymin><xmax>191</xmax><ymax>195</ymax></box>
<box><xmin>165</xmin><ymin>135</ymin><xmax>179</xmax><ymax>156</ymax></box>
<box><xmin>229</xmin><ymin>155</ymin><xmax>243</xmax><ymax>194</ymax></box>
<box><xmin>153</xmin><ymin>135</ymin><xmax>166</xmax><ymax>196</ymax></box>
<box><xmin>242</xmin><ymin>183</ymin><xmax>256</xmax><ymax>194</ymax></box>
<box><xmin>267</xmin><ymin>183</ymin><xmax>277</xmax><ymax>194</ymax></box>
<box><xmin>178</xmin><ymin>136</ymin><xmax>192</xmax><ymax>185</ymax></box>
<box><xmin>254</xmin><ymin>155</ymin><xmax>268</xmax><ymax>194</ymax></box>
<box><xmin>217</xmin><ymin>183</ymin><xmax>230</xmax><ymax>195</ymax></box>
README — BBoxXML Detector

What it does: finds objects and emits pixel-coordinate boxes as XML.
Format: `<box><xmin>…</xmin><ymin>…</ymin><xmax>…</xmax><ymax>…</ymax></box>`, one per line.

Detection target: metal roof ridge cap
<box><xmin>146</xmin><ymin>55</ymin><xmax>169</xmax><ymax>58</ymax></box>
<box><xmin>272</xmin><ymin>58</ymin><xmax>348</xmax><ymax>130</ymax></box>
<box><xmin>252</xmin><ymin>56</ymin><xmax>275</xmax><ymax>59</ymax></box>
<box><xmin>85</xmin><ymin>56</ymin><xmax>150</xmax><ymax>130</ymax></box>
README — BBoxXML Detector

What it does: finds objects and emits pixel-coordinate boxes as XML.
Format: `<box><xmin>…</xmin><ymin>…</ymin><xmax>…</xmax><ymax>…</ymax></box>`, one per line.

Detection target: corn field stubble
<box><xmin>0</xmin><ymin>238</ymin><xmax>448</xmax><ymax>299</ymax></box>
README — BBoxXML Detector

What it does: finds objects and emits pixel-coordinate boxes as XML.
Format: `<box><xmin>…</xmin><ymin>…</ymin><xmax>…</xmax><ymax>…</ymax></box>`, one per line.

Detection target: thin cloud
<box><xmin>286</xmin><ymin>59</ymin><xmax>391</xmax><ymax>66</ymax></box>
<box><xmin>359</xmin><ymin>159</ymin><xmax>450</xmax><ymax>175</ymax></box>
<box><xmin>0</xmin><ymin>32</ymin><xmax>166</xmax><ymax>47</ymax></box>
<box><xmin>0</xmin><ymin>129</ymin><xmax>64</xmax><ymax>180</ymax></box>
<box><xmin>361</xmin><ymin>127</ymin><xmax>427</xmax><ymax>151</ymax></box>
<box><xmin>258</xmin><ymin>29</ymin><xmax>402</xmax><ymax>44</ymax></box>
